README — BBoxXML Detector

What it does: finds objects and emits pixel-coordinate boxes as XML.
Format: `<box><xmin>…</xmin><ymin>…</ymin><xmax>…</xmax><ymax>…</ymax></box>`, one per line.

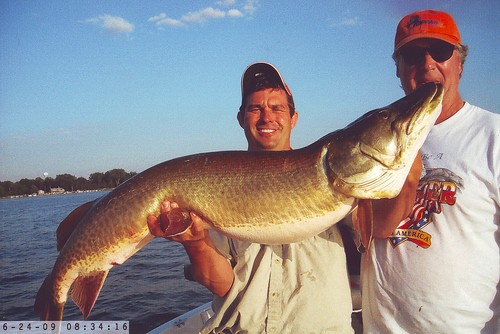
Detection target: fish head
<box><xmin>327</xmin><ymin>82</ymin><xmax>443</xmax><ymax>199</ymax></box>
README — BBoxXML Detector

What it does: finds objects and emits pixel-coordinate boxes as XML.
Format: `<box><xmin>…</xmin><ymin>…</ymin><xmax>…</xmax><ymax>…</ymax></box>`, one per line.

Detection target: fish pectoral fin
<box><xmin>56</xmin><ymin>200</ymin><xmax>97</xmax><ymax>251</ymax></box>
<box><xmin>71</xmin><ymin>270</ymin><xmax>109</xmax><ymax>320</ymax></box>
<box><xmin>352</xmin><ymin>199</ymin><xmax>373</xmax><ymax>253</ymax></box>
<box><xmin>161</xmin><ymin>208</ymin><xmax>193</xmax><ymax>237</ymax></box>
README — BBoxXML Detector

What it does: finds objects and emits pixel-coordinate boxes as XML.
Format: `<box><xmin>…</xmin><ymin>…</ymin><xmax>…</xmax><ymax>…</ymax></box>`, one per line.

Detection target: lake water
<box><xmin>0</xmin><ymin>192</ymin><xmax>213</xmax><ymax>333</ymax></box>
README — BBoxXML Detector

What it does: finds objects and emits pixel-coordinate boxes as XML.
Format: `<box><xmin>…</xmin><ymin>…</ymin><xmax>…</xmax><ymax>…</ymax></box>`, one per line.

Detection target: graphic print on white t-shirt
<box><xmin>389</xmin><ymin>166</ymin><xmax>464</xmax><ymax>248</ymax></box>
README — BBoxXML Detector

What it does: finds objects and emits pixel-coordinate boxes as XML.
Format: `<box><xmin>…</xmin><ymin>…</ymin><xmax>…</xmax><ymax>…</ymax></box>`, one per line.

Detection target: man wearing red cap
<box><xmin>361</xmin><ymin>10</ymin><xmax>499</xmax><ymax>333</ymax></box>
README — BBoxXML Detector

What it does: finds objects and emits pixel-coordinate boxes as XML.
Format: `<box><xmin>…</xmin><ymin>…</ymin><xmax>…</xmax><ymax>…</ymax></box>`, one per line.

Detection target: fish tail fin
<box><xmin>71</xmin><ymin>270</ymin><xmax>109</xmax><ymax>319</ymax></box>
<box><xmin>34</xmin><ymin>274</ymin><xmax>65</xmax><ymax>320</ymax></box>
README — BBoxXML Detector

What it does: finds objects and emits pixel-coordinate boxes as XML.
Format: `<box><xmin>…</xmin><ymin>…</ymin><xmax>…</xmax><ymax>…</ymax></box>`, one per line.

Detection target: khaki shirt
<box><xmin>201</xmin><ymin>225</ymin><xmax>353</xmax><ymax>334</ymax></box>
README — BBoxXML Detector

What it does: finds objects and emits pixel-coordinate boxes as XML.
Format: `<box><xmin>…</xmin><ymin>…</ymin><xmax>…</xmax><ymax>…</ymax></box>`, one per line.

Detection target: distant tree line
<box><xmin>0</xmin><ymin>169</ymin><xmax>137</xmax><ymax>198</ymax></box>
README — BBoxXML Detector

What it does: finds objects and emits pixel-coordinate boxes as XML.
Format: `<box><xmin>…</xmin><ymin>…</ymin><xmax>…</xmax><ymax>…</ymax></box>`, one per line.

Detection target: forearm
<box><xmin>147</xmin><ymin>202</ymin><xmax>234</xmax><ymax>297</ymax></box>
<box><xmin>183</xmin><ymin>238</ymin><xmax>234</xmax><ymax>297</ymax></box>
<box><xmin>372</xmin><ymin>194</ymin><xmax>413</xmax><ymax>238</ymax></box>
<box><xmin>372</xmin><ymin>154</ymin><xmax>422</xmax><ymax>238</ymax></box>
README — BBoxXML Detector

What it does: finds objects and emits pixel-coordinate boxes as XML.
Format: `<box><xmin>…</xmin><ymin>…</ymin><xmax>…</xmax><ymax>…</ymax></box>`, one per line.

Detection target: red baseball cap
<box><xmin>395</xmin><ymin>10</ymin><xmax>462</xmax><ymax>52</ymax></box>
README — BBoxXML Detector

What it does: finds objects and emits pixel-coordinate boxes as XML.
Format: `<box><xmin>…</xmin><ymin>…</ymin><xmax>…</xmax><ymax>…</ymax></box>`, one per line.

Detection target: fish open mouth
<box><xmin>405</xmin><ymin>83</ymin><xmax>443</xmax><ymax>135</ymax></box>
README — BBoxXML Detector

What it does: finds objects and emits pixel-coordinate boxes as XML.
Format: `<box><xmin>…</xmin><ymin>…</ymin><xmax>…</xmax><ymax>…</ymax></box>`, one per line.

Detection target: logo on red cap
<box><xmin>394</xmin><ymin>10</ymin><xmax>461</xmax><ymax>52</ymax></box>
<box><xmin>405</xmin><ymin>15</ymin><xmax>441</xmax><ymax>30</ymax></box>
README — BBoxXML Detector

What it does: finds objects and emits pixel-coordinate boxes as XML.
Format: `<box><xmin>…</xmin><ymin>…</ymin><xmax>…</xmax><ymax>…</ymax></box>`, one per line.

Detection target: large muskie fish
<box><xmin>35</xmin><ymin>83</ymin><xmax>443</xmax><ymax>320</ymax></box>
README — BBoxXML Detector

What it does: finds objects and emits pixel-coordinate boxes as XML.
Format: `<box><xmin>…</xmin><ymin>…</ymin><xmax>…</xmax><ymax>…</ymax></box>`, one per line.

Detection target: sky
<box><xmin>1</xmin><ymin>0</ymin><xmax>499</xmax><ymax>182</ymax></box>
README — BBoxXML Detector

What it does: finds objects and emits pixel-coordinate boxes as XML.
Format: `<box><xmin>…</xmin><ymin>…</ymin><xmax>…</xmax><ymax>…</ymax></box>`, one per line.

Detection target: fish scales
<box><xmin>104</xmin><ymin>145</ymin><xmax>352</xmax><ymax>239</ymax></box>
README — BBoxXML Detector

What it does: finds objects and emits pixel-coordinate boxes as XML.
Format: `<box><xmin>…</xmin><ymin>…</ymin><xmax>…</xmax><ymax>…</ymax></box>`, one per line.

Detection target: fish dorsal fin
<box><xmin>56</xmin><ymin>200</ymin><xmax>96</xmax><ymax>251</ymax></box>
<box><xmin>71</xmin><ymin>270</ymin><xmax>109</xmax><ymax>319</ymax></box>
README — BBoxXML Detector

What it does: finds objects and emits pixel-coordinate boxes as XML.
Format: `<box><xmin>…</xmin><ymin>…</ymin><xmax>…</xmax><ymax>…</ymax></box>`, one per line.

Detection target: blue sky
<box><xmin>1</xmin><ymin>0</ymin><xmax>499</xmax><ymax>182</ymax></box>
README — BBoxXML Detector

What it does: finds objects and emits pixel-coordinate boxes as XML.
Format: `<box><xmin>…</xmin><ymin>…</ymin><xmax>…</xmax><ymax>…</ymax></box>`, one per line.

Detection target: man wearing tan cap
<box><xmin>361</xmin><ymin>10</ymin><xmax>499</xmax><ymax>333</ymax></box>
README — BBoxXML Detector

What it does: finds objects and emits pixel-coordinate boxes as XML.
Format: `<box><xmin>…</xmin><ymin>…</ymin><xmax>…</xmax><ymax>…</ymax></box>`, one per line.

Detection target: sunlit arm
<box><xmin>180</xmin><ymin>218</ymin><xmax>234</xmax><ymax>297</ymax></box>
<box><xmin>147</xmin><ymin>201</ymin><xmax>234</xmax><ymax>297</ymax></box>
<box><xmin>372</xmin><ymin>153</ymin><xmax>422</xmax><ymax>238</ymax></box>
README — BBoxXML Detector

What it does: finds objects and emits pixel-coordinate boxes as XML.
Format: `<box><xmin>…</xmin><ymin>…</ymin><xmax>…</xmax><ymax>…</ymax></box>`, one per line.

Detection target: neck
<box><xmin>436</xmin><ymin>93</ymin><xmax>465</xmax><ymax>124</ymax></box>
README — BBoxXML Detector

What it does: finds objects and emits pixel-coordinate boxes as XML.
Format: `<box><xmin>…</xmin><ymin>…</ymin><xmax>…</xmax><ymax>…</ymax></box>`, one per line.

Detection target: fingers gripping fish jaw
<box><xmin>162</xmin><ymin>208</ymin><xmax>193</xmax><ymax>237</ymax></box>
<box><xmin>147</xmin><ymin>205</ymin><xmax>194</xmax><ymax>238</ymax></box>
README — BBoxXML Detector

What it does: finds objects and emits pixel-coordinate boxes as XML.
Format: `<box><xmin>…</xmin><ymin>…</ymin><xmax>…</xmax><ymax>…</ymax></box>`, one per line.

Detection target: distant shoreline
<box><xmin>1</xmin><ymin>188</ymin><xmax>112</xmax><ymax>200</ymax></box>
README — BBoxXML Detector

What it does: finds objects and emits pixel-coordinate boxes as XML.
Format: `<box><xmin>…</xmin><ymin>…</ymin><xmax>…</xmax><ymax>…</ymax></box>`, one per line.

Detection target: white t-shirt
<box><xmin>362</xmin><ymin>103</ymin><xmax>500</xmax><ymax>333</ymax></box>
<box><xmin>201</xmin><ymin>224</ymin><xmax>354</xmax><ymax>334</ymax></box>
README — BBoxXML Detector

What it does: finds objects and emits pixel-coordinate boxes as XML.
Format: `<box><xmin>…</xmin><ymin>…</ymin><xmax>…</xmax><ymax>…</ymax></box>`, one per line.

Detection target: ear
<box><xmin>291</xmin><ymin>112</ymin><xmax>299</xmax><ymax>129</ymax></box>
<box><xmin>237</xmin><ymin>111</ymin><xmax>245</xmax><ymax>128</ymax></box>
<box><xmin>395</xmin><ymin>62</ymin><xmax>401</xmax><ymax>78</ymax></box>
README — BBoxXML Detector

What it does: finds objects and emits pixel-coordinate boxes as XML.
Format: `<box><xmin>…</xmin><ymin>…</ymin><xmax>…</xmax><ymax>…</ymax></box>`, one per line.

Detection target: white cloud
<box><xmin>148</xmin><ymin>0</ymin><xmax>259</xmax><ymax>30</ymax></box>
<box><xmin>148</xmin><ymin>13</ymin><xmax>185</xmax><ymax>27</ymax></box>
<box><xmin>242</xmin><ymin>0</ymin><xmax>258</xmax><ymax>15</ymax></box>
<box><xmin>181</xmin><ymin>7</ymin><xmax>226</xmax><ymax>24</ymax></box>
<box><xmin>338</xmin><ymin>16</ymin><xmax>362</xmax><ymax>26</ymax></box>
<box><xmin>83</xmin><ymin>15</ymin><xmax>134</xmax><ymax>34</ymax></box>
<box><xmin>227</xmin><ymin>9</ymin><xmax>243</xmax><ymax>18</ymax></box>
<box><xmin>148</xmin><ymin>13</ymin><xmax>167</xmax><ymax>22</ymax></box>
<box><xmin>159</xmin><ymin>18</ymin><xmax>185</xmax><ymax>27</ymax></box>
<box><xmin>58</xmin><ymin>128</ymin><xmax>72</xmax><ymax>135</ymax></box>
<box><xmin>216</xmin><ymin>0</ymin><xmax>236</xmax><ymax>5</ymax></box>
<box><xmin>329</xmin><ymin>10</ymin><xmax>363</xmax><ymax>28</ymax></box>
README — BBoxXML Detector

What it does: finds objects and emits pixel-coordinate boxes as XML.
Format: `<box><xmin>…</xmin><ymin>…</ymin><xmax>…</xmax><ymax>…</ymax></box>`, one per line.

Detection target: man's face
<box><xmin>238</xmin><ymin>88</ymin><xmax>298</xmax><ymax>151</ymax></box>
<box><xmin>396</xmin><ymin>38</ymin><xmax>462</xmax><ymax>103</ymax></box>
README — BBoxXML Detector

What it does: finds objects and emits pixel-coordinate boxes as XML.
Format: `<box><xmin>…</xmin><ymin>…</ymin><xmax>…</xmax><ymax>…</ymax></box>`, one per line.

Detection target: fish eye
<box><xmin>378</xmin><ymin>110</ymin><xmax>390</xmax><ymax>119</ymax></box>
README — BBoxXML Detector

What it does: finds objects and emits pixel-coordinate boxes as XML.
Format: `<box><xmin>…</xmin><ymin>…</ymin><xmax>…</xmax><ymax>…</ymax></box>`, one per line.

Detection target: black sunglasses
<box><xmin>399</xmin><ymin>41</ymin><xmax>455</xmax><ymax>65</ymax></box>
